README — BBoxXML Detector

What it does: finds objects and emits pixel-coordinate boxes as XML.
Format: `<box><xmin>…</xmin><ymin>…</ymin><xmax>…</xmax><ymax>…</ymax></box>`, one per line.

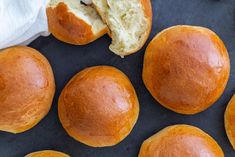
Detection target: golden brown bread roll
<box><xmin>143</xmin><ymin>25</ymin><xmax>230</xmax><ymax>115</ymax></box>
<box><xmin>138</xmin><ymin>125</ymin><xmax>224</xmax><ymax>157</ymax></box>
<box><xmin>25</xmin><ymin>150</ymin><xmax>69</xmax><ymax>157</ymax></box>
<box><xmin>46</xmin><ymin>0</ymin><xmax>108</xmax><ymax>45</ymax></box>
<box><xmin>92</xmin><ymin>0</ymin><xmax>152</xmax><ymax>57</ymax></box>
<box><xmin>58</xmin><ymin>66</ymin><xmax>139</xmax><ymax>147</ymax></box>
<box><xmin>224</xmin><ymin>94</ymin><xmax>235</xmax><ymax>149</ymax></box>
<box><xmin>0</xmin><ymin>46</ymin><xmax>55</xmax><ymax>133</ymax></box>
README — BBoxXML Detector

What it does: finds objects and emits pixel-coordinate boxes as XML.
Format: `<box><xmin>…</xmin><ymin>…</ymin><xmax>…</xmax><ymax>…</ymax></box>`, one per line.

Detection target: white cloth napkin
<box><xmin>0</xmin><ymin>0</ymin><xmax>95</xmax><ymax>50</ymax></box>
<box><xmin>0</xmin><ymin>0</ymin><xmax>50</xmax><ymax>50</ymax></box>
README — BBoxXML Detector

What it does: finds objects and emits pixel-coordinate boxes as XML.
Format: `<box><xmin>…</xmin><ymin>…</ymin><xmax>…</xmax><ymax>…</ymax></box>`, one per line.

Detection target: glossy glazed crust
<box><xmin>143</xmin><ymin>25</ymin><xmax>230</xmax><ymax>115</ymax></box>
<box><xmin>224</xmin><ymin>95</ymin><xmax>235</xmax><ymax>149</ymax></box>
<box><xmin>25</xmin><ymin>150</ymin><xmax>69</xmax><ymax>157</ymax></box>
<box><xmin>0</xmin><ymin>46</ymin><xmax>55</xmax><ymax>133</ymax></box>
<box><xmin>93</xmin><ymin>0</ymin><xmax>152</xmax><ymax>56</ymax></box>
<box><xmin>46</xmin><ymin>2</ymin><xmax>107</xmax><ymax>45</ymax></box>
<box><xmin>58</xmin><ymin>66</ymin><xmax>139</xmax><ymax>147</ymax></box>
<box><xmin>138</xmin><ymin>125</ymin><xmax>224</xmax><ymax>157</ymax></box>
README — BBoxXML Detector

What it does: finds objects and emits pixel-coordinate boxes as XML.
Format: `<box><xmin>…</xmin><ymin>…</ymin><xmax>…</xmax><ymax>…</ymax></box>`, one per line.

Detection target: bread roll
<box><xmin>25</xmin><ymin>150</ymin><xmax>69</xmax><ymax>157</ymax></box>
<box><xmin>46</xmin><ymin>0</ymin><xmax>108</xmax><ymax>45</ymax></box>
<box><xmin>92</xmin><ymin>0</ymin><xmax>152</xmax><ymax>57</ymax></box>
<box><xmin>0</xmin><ymin>46</ymin><xmax>55</xmax><ymax>133</ymax></box>
<box><xmin>224</xmin><ymin>94</ymin><xmax>235</xmax><ymax>149</ymax></box>
<box><xmin>58</xmin><ymin>66</ymin><xmax>139</xmax><ymax>147</ymax></box>
<box><xmin>139</xmin><ymin>125</ymin><xmax>224</xmax><ymax>157</ymax></box>
<box><xmin>143</xmin><ymin>25</ymin><xmax>230</xmax><ymax>114</ymax></box>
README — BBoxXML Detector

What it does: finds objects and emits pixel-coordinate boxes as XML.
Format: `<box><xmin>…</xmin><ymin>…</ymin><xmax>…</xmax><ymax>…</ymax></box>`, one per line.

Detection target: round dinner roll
<box><xmin>224</xmin><ymin>94</ymin><xmax>235</xmax><ymax>149</ymax></box>
<box><xmin>143</xmin><ymin>25</ymin><xmax>230</xmax><ymax>114</ymax></box>
<box><xmin>46</xmin><ymin>0</ymin><xmax>108</xmax><ymax>45</ymax></box>
<box><xmin>25</xmin><ymin>150</ymin><xmax>69</xmax><ymax>157</ymax></box>
<box><xmin>138</xmin><ymin>125</ymin><xmax>224</xmax><ymax>157</ymax></box>
<box><xmin>0</xmin><ymin>46</ymin><xmax>55</xmax><ymax>133</ymax></box>
<box><xmin>58</xmin><ymin>66</ymin><xmax>139</xmax><ymax>147</ymax></box>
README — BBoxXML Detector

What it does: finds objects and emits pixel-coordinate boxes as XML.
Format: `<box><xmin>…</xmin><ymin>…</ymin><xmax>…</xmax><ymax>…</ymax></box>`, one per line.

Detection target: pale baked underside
<box><xmin>48</xmin><ymin>0</ymin><xmax>106</xmax><ymax>35</ymax></box>
<box><xmin>92</xmin><ymin>0</ymin><xmax>149</xmax><ymax>57</ymax></box>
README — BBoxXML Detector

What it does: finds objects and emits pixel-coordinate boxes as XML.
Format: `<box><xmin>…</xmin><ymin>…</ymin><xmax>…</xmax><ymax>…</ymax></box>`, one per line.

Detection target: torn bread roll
<box><xmin>46</xmin><ymin>0</ymin><xmax>108</xmax><ymax>45</ymax></box>
<box><xmin>92</xmin><ymin>0</ymin><xmax>152</xmax><ymax>57</ymax></box>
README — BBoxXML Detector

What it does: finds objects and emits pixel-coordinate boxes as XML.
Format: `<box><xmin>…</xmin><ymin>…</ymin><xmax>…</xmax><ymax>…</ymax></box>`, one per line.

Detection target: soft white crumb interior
<box><xmin>81</xmin><ymin>0</ymin><xmax>92</xmax><ymax>5</ymax></box>
<box><xmin>93</xmin><ymin>0</ymin><xmax>149</xmax><ymax>56</ymax></box>
<box><xmin>48</xmin><ymin>0</ymin><xmax>106</xmax><ymax>34</ymax></box>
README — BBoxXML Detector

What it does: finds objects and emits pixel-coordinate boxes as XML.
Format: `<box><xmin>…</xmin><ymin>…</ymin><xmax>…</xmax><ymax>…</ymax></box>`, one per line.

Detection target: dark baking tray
<box><xmin>1</xmin><ymin>0</ymin><xmax>235</xmax><ymax>156</ymax></box>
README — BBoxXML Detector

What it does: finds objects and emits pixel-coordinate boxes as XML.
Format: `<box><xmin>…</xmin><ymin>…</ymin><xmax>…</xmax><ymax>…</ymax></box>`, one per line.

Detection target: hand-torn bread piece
<box><xmin>46</xmin><ymin>0</ymin><xmax>108</xmax><ymax>45</ymax></box>
<box><xmin>92</xmin><ymin>0</ymin><xmax>152</xmax><ymax>57</ymax></box>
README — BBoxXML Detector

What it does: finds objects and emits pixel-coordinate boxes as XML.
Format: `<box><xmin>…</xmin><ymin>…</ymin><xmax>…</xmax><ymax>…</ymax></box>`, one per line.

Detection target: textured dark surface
<box><xmin>1</xmin><ymin>0</ymin><xmax>235</xmax><ymax>156</ymax></box>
